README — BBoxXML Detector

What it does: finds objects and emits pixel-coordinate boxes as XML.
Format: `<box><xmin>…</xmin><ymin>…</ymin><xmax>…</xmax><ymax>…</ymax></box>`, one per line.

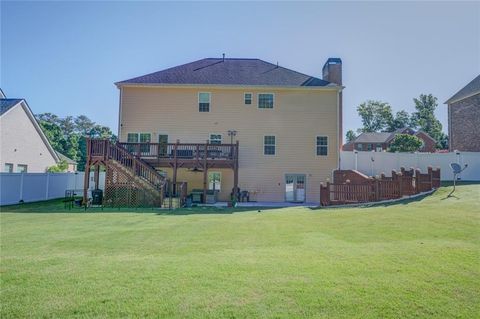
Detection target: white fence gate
<box><xmin>0</xmin><ymin>172</ymin><xmax>105</xmax><ymax>206</ymax></box>
<box><xmin>340</xmin><ymin>151</ymin><xmax>480</xmax><ymax>181</ymax></box>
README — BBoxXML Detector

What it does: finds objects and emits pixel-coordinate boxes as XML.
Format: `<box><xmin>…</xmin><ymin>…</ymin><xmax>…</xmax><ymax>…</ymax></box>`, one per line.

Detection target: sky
<box><xmin>1</xmin><ymin>1</ymin><xmax>479</xmax><ymax>137</ymax></box>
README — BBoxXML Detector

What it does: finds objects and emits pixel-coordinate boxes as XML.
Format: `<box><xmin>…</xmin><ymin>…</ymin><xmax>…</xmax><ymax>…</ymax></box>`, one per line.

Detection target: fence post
<box><xmin>374</xmin><ymin>177</ymin><xmax>379</xmax><ymax>201</ymax></box>
<box><xmin>428</xmin><ymin>166</ymin><xmax>433</xmax><ymax>191</ymax></box>
<box><xmin>326</xmin><ymin>182</ymin><xmax>331</xmax><ymax>206</ymax></box>
<box><xmin>415</xmin><ymin>169</ymin><xmax>421</xmax><ymax>194</ymax></box>
<box><xmin>398</xmin><ymin>172</ymin><xmax>403</xmax><ymax>197</ymax></box>
<box><xmin>45</xmin><ymin>172</ymin><xmax>50</xmax><ymax>200</ymax></box>
<box><xmin>19</xmin><ymin>173</ymin><xmax>24</xmax><ymax>202</ymax></box>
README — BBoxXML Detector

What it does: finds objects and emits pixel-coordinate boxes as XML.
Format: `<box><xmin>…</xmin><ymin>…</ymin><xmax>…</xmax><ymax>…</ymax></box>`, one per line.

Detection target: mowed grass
<box><xmin>1</xmin><ymin>185</ymin><xmax>479</xmax><ymax>318</ymax></box>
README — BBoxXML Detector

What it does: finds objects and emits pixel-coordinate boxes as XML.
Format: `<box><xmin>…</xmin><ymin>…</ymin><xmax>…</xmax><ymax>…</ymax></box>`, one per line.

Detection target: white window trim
<box><xmin>208</xmin><ymin>171</ymin><xmax>222</xmax><ymax>191</ymax></box>
<box><xmin>263</xmin><ymin>135</ymin><xmax>277</xmax><ymax>156</ymax></box>
<box><xmin>4</xmin><ymin>163</ymin><xmax>13</xmax><ymax>173</ymax></box>
<box><xmin>257</xmin><ymin>93</ymin><xmax>275</xmax><ymax>109</ymax></box>
<box><xmin>198</xmin><ymin>92</ymin><xmax>211</xmax><ymax>112</ymax></box>
<box><xmin>17</xmin><ymin>164</ymin><xmax>28</xmax><ymax>173</ymax></box>
<box><xmin>244</xmin><ymin>92</ymin><xmax>253</xmax><ymax>105</ymax></box>
<box><xmin>209</xmin><ymin>133</ymin><xmax>222</xmax><ymax>144</ymax></box>
<box><xmin>316</xmin><ymin>135</ymin><xmax>328</xmax><ymax>156</ymax></box>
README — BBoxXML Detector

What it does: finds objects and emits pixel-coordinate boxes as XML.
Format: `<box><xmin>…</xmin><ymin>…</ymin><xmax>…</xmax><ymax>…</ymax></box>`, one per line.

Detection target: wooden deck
<box><xmin>86</xmin><ymin>139</ymin><xmax>239</xmax><ymax>205</ymax></box>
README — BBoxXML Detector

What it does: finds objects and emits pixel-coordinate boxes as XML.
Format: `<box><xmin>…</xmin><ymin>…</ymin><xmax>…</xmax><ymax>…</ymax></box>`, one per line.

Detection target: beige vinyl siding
<box><xmin>0</xmin><ymin>105</ymin><xmax>57</xmax><ymax>172</ymax></box>
<box><xmin>120</xmin><ymin>86</ymin><xmax>339</xmax><ymax>203</ymax></box>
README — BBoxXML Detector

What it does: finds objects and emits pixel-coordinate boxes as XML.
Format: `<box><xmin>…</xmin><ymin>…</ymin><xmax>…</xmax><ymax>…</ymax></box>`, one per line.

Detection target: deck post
<box><xmin>83</xmin><ymin>138</ymin><xmax>91</xmax><ymax>205</ymax></box>
<box><xmin>94</xmin><ymin>164</ymin><xmax>100</xmax><ymax>190</ymax></box>
<box><xmin>203</xmin><ymin>140</ymin><xmax>209</xmax><ymax>204</ymax></box>
<box><xmin>173</xmin><ymin>140</ymin><xmax>179</xmax><ymax>196</ymax></box>
<box><xmin>233</xmin><ymin>140</ymin><xmax>239</xmax><ymax>194</ymax></box>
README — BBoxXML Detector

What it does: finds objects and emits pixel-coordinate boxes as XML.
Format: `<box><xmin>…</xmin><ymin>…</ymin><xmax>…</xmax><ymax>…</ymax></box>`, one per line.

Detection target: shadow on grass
<box><xmin>154</xmin><ymin>206</ymin><xmax>279</xmax><ymax>216</ymax></box>
<box><xmin>1</xmin><ymin>198</ymin><xmax>281</xmax><ymax>215</ymax></box>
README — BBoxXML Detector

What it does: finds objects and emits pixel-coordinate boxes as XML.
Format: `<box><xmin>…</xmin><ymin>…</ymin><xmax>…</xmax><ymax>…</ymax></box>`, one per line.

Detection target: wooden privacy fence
<box><xmin>320</xmin><ymin>167</ymin><xmax>440</xmax><ymax>206</ymax></box>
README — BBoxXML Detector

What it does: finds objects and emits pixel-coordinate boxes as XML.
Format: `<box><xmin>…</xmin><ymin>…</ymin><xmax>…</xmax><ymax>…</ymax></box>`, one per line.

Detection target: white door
<box><xmin>285</xmin><ymin>174</ymin><xmax>306</xmax><ymax>202</ymax></box>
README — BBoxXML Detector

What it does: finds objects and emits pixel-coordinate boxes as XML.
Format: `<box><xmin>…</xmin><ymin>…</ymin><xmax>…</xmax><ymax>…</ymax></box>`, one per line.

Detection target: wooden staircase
<box><xmin>86</xmin><ymin>139</ymin><xmax>166</xmax><ymax>207</ymax></box>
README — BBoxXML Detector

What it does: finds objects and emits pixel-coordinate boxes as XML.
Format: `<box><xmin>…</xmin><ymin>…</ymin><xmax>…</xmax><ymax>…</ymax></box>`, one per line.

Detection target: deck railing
<box><xmin>88</xmin><ymin>139</ymin><xmax>165</xmax><ymax>190</ymax></box>
<box><xmin>117</xmin><ymin>142</ymin><xmax>237</xmax><ymax>161</ymax></box>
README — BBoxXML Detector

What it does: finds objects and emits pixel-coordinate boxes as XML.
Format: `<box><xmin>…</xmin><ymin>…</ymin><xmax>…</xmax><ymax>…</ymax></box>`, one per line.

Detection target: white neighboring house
<box><xmin>0</xmin><ymin>89</ymin><xmax>76</xmax><ymax>173</ymax></box>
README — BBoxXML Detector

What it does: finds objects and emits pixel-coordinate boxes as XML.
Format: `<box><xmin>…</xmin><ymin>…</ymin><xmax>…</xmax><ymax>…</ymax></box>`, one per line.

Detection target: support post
<box><xmin>94</xmin><ymin>164</ymin><xmax>100</xmax><ymax>190</ymax></box>
<box><xmin>233</xmin><ymin>140</ymin><xmax>239</xmax><ymax>194</ymax></box>
<box><xmin>173</xmin><ymin>140</ymin><xmax>179</xmax><ymax>196</ymax></box>
<box><xmin>83</xmin><ymin>138</ymin><xmax>91</xmax><ymax>205</ymax></box>
<box><xmin>83</xmin><ymin>162</ymin><xmax>91</xmax><ymax>205</ymax></box>
<box><xmin>203</xmin><ymin>140</ymin><xmax>208</xmax><ymax>204</ymax></box>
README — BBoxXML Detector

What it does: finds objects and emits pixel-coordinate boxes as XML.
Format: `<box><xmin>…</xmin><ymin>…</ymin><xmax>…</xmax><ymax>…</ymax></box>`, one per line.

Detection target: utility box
<box><xmin>92</xmin><ymin>189</ymin><xmax>103</xmax><ymax>205</ymax></box>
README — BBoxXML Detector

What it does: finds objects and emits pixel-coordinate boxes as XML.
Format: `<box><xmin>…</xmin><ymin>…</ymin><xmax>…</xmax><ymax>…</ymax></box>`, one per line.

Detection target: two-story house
<box><xmin>110</xmin><ymin>57</ymin><xmax>343</xmax><ymax>204</ymax></box>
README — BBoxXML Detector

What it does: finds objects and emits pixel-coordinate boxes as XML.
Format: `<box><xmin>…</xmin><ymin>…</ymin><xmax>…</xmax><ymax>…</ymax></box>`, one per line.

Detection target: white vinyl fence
<box><xmin>0</xmin><ymin>172</ymin><xmax>105</xmax><ymax>206</ymax></box>
<box><xmin>340</xmin><ymin>151</ymin><xmax>480</xmax><ymax>181</ymax></box>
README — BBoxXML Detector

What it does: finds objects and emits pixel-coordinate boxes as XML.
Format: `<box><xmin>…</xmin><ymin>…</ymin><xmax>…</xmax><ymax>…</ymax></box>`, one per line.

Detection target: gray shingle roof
<box><xmin>116</xmin><ymin>58</ymin><xmax>333</xmax><ymax>87</ymax></box>
<box><xmin>0</xmin><ymin>99</ymin><xmax>23</xmax><ymax>115</ymax></box>
<box><xmin>56</xmin><ymin>152</ymin><xmax>77</xmax><ymax>164</ymax></box>
<box><xmin>445</xmin><ymin>75</ymin><xmax>480</xmax><ymax>104</ymax></box>
<box><xmin>354</xmin><ymin>132</ymin><xmax>393</xmax><ymax>143</ymax></box>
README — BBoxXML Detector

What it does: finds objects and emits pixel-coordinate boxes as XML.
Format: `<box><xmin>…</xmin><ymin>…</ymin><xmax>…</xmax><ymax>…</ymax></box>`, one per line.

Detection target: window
<box><xmin>264</xmin><ymin>136</ymin><xmax>276</xmax><ymax>155</ymax></box>
<box><xmin>375</xmin><ymin>144</ymin><xmax>383</xmax><ymax>152</ymax></box>
<box><xmin>158</xmin><ymin>134</ymin><xmax>168</xmax><ymax>156</ymax></box>
<box><xmin>208</xmin><ymin>172</ymin><xmax>221</xmax><ymax>191</ymax></box>
<box><xmin>4</xmin><ymin>163</ymin><xmax>13</xmax><ymax>173</ymax></box>
<box><xmin>258</xmin><ymin>93</ymin><xmax>274</xmax><ymax>109</ymax></box>
<box><xmin>140</xmin><ymin>133</ymin><xmax>151</xmax><ymax>153</ymax></box>
<box><xmin>209</xmin><ymin>134</ymin><xmax>222</xmax><ymax>145</ymax></box>
<box><xmin>126</xmin><ymin>133</ymin><xmax>151</xmax><ymax>153</ymax></box>
<box><xmin>198</xmin><ymin>92</ymin><xmax>210</xmax><ymax>112</ymax></box>
<box><xmin>127</xmin><ymin>133</ymin><xmax>139</xmax><ymax>143</ymax></box>
<box><xmin>244</xmin><ymin>93</ymin><xmax>252</xmax><ymax>105</ymax></box>
<box><xmin>357</xmin><ymin>144</ymin><xmax>363</xmax><ymax>151</ymax></box>
<box><xmin>316</xmin><ymin>136</ymin><xmax>328</xmax><ymax>156</ymax></box>
<box><xmin>17</xmin><ymin>164</ymin><xmax>28</xmax><ymax>173</ymax></box>
<box><xmin>367</xmin><ymin>144</ymin><xmax>372</xmax><ymax>151</ymax></box>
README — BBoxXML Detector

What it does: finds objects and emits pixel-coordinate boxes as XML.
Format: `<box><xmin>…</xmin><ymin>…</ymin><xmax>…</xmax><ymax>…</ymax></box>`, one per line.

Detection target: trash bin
<box><xmin>92</xmin><ymin>189</ymin><xmax>103</xmax><ymax>205</ymax></box>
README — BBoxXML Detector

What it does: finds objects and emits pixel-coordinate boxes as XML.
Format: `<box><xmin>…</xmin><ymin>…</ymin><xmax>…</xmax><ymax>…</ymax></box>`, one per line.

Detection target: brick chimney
<box><xmin>322</xmin><ymin>58</ymin><xmax>343</xmax><ymax>157</ymax></box>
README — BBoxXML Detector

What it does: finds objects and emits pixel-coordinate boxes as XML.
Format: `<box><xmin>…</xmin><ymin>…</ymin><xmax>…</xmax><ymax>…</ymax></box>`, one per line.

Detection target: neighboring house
<box><xmin>0</xmin><ymin>89</ymin><xmax>60</xmax><ymax>172</ymax></box>
<box><xmin>114</xmin><ymin>57</ymin><xmax>343</xmax><ymax>203</ymax></box>
<box><xmin>445</xmin><ymin>75</ymin><xmax>480</xmax><ymax>152</ymax></box>
<box><xmin>343</xmin><ymin>128</ymin><xmax>436</xmax><ymax>152</ymax></box>
<box><xmin>56</xmin><ymin>151</ymin><xmax>78</xmax><ymax>172</ymax></box>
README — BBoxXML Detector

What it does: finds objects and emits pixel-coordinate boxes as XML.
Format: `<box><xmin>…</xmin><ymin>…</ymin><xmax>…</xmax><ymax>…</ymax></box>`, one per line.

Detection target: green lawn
<box><xmin>1</xmin><ymin>185</ymin><xmax>479</xmax><ymax>318</ymax></box>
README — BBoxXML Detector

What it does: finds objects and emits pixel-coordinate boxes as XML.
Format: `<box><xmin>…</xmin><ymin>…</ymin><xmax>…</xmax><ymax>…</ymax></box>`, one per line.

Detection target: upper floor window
<box><xmin>127</xmin><ymin>132</ymin><xmax>151</xmax><ymax>153</ymax></box>
<box><xmin>4</xmin><ymin>163</ymin><xmax>13</xmax><ymax>173</ymax></box>
<box><xmin>316</xmin><ymin>136</ymin><xmax>328</xmax><ymax>156</ymax></box>
<box><xmin>264</xmin><ymin>135</ymin><xmax>276</xmax><ymax>155</ymax></box>
<box><xmin>17</xmin><ymin>164</ymin><xmax>28</xmax><ymax>173</ymax></box>
<box><xmin>244</xmin><ymin>93</ymin><xmax>252</xmax><ymax>105</ymax></box>
<box><xmin>258</xmin><ymin>93</ymin><xmax>274</xmax><ymax>109</ymax></box>
<box><xmin>199</xmin><ymin>92</ymin><xmax>210</xmax><ymax>112</ymax></box>
<box><xmin>210</xmin><ymin>134</ymin><xmax>222</xmax><ymax>145</ymax></box>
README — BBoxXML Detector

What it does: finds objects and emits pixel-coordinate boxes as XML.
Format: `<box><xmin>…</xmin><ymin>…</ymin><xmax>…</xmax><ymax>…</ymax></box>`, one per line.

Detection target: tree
<box><xmin>410</xmin><ymin>94</ymin><xmax>444</xmax><ymax>147</ymax></box>
<box><xmin>74</xmin><ymin>115</ymin><xmax>95</xmax><ymax>135</ymax></box>
<box><xmin>47</xmin><ymin>160</ymin><xmax>68</xmax><ymax>172</ymax></box>
<box><xmin>357</xmin><ymin>100</ymin><xmax>393</xmax><ymax>132</ymax></box>
<box><xmin>36</xmin><ymin>113</ymin><xmax>116</xmax><ymax>171</ymax></box>
<box><xmin>388</xmin><ymin>134</ymin><xmax>423</xmax><ymax>153</ymax></box>
<box><xmin>386</xmin><ymin>110</ymin><xmax>411</xmax><ymax>132</ymax></box>
<box><xmin>346</xmin><ymin>130</ymin><xmax>357</xmax><ymax>143</ymax></box>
